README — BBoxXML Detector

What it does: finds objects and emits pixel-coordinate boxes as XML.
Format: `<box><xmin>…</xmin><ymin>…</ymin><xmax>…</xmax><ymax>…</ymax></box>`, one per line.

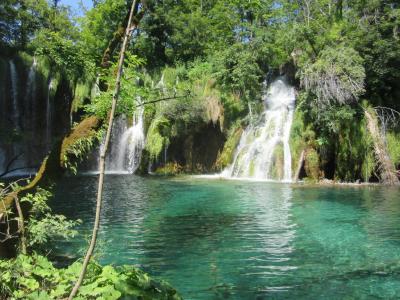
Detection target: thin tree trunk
<box><xmin>13</xmin><ymin>195</ymin><xmax>26</xmax><ymax>255</ymax></box>
<box><xmin>68</xmin><ymin>1</ymin><xmax>139</xmax><ymax>298</ymax></box>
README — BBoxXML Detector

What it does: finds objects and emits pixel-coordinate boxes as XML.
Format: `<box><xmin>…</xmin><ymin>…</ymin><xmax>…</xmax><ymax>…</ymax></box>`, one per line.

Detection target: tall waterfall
<box><xmin>223</xmin><ymin>76</ymin><xmax>295</xmax><ymax>181</ymax></box>
<box><xmin>25</xmin><ymin>58</ymin><xmax>37</xmax><ymax>129</ymax></box>
<box><xmin>99</xmin><ymin>99</ymin><xmax>145</xmax><ymax>174</ymax></box>
<box><xmin>9</xmin><ymin>60</ymin><xmax>19</xmax><ymax>129</ymax></box>
<box><xmin>46</xmin><ymin>78</ymin><xmax>55</xmax><ymax>149</ymax></box>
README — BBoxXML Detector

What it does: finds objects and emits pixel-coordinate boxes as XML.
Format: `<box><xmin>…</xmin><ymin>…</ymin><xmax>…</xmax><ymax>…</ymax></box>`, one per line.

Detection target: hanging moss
<box><xmin>335</xmin><ymin>108</ymin><xmax>376</xmax><ymax>182</ymax></box>
<box><xmin>290</xmin><ymin>109</ymin><xmax>306</xmax><ymax>173</ymax></box>
<box><xmin>72</xmin><ymin>81</ymin><xmax>93</xmax><ymax>113</ymax></box>
<box><xmin>17</xmin><ymin>51</ymin><xmax>33</xmax><ymax>67</ymax></box>
<box><xmin>289</xmin><ymin>108</ymin><xmax>317</xmax><ymax>176</ymax></box>
<box><xmin>35</xmin><ymin>55</ymin><xmax>52</xmax><ymax>80</ymax></box>
<box><xmin>145</xmin><ymin>116</ymin><xmax>171</xmax><ymax>160</ymax></box>
<box><xmin>215</xmin><ymin>123</ymin><xmax>243</xmax><ymax>170</ymax></box>
<box><xmin>305</xmin><ymin>148</ymin><xmax>320</xmax><ymax>180</ymax></box>
<box><xmin>387</xmin><ymin>131</ymin><xmax>400</xmax><ymax>168</ymax></box>
<box><xmin>60</xmin><ymin>116</ymin><xmax>101</xmax><ymax>169</ymax></box>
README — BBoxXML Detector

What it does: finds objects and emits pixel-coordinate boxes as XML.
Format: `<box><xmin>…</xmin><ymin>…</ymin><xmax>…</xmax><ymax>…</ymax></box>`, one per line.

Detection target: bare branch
<box><xmin>373</xmin><ymin>106</ymin><xmax>400</xmax><ymax>134</ymax></box>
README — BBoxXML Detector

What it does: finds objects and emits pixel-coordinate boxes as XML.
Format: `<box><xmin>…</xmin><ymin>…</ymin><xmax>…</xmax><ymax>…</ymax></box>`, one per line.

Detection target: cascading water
<box><xmin>45</xmin><ymin>78</ymin><xmax>55</xmax><ymax>150</ymax></box>
<box><xmin>115</xmin><ymin>103</ymin><xmax>145</xmax><ymax>173</ymax></box>
<box><xmin>1</xmin><ymin>55</ymin><xmax>72</xmax><ymax>177</ymax></box>
<box><xmin>25</xmin><ymin>58</ymin><xmax>37</xmax><ymax>129</ymax></box>
<box><xmin>223</xmin><ymin>76</ymin><xmax>295</xmax><ymax>181</ymax></box>
<box><xmin>9</xmin><ymin>60</ymin><xmax>19</xmax><ymax>129</ymax></box>
<box><xmin>95</xmin><ymin>98</ymin><xmax>145</xmax><ymax>174</ymax></box>
<box><xmin>6</xmin><ymin>60</ymin><xmax>24</xmax><ymax>175</ymax></box>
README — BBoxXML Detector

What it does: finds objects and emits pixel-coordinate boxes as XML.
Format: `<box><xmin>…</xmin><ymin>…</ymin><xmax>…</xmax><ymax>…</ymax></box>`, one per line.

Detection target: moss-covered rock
<box><xmin>304</xmin><ymin>148</ymin><xmax>320</xmax><ymax>180</ymax></box>
<box><xmin>289</xmin><ymin>108</ymin><xmax>317</xmax><ymax>179</ymax></box>
<box><xmin>215</xmin><ymin>124</ymin><xmax>243</xmax><ymax>170</ymax></box>
<box><xmin>60</xmin><ymin>116</ymin><xmax>101</xmax><ymax>169</ymax></box>
<box><xmin>154</xmin><ymin>162</ymin><xmax>184</xmax><ymax>175</ymax></box>
<box><xmin>145</xmin><ymin>116</ymin><xmax>171</xmax><ymax>161</ymax></box>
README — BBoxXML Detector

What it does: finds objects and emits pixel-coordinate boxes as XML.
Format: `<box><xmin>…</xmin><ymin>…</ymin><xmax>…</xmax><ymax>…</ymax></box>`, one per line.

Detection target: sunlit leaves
<box><xmin>300</xmin><ymin>44</ymin><xmax>365</xmax><ymax>106</ymax></box>
<box><xmin>85</xmin><ymin>54</ymin><xmax>146</xmax><ymax>118</ymax></box>
<box><xmin>0</xmin><ymin>254</ymin><xmax>181</xmax><ymax>299</ymax></box>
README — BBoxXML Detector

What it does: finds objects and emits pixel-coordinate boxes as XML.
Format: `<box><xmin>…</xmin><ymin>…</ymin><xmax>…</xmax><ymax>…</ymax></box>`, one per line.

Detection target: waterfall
<box><xmin>9</xmin><ymin>60</ymin><xmax>19</xmax><ymax>129</ymax></box>
<box><xmin>96</xmin><ymin>98</ymin><xmax>145</xmax><ymax>174</ymax></box>
<box><xmin>116</xmin><ymin>103</ymin><xmax>145</xmax><ymax>173</ymax></box>
<box><xmin>26</xmin><ymin>58</ymin><xmax>37</xmax><ymax>100</ymax></box>
<box><xmin>223</xmin><ymin>76</ymin><xmax>295</xmax><ymax>181</ymax></box>
<box><xmin>46</xmin><ymin>78</ymin><xmax>55</xmax><ymax>150</ymax></box>
<box><xmin>25</xmin><ymin>58</ymin><xmax>37</xmax><ymax>128</ymax></box>
<box><xmin>7</xmin><ymin>60</ymin><xmax>24</xmax><ymax>175</ymax></box>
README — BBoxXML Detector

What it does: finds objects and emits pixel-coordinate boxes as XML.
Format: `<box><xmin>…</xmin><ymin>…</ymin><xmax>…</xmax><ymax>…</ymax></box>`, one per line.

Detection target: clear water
<box><xmin>51</xmin><ymin>176</ymin><xmax>400</xmax><ymax>299</ymax></box>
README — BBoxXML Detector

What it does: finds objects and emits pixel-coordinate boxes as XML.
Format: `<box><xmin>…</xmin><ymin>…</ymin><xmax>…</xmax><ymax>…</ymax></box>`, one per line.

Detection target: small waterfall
<box><xmin>25</xmin><ymin>58</ymin><xmax>37</xmax><ymax>127</ymax></box>
<box><xmin>9</xmin><ymin>60</ymin><xmax>19</xmax><ymax>129</ymax></box>
<box><xmin>116</xmin><ymin>103</ymin><xmax>145</xmax><ymax>173</ymax></box>
<box><xmin>223</xmin><ymin>76</ymin><xmax>295</xmax><ymax>181</ymax></box>
<box><xmin>26</xmin><ymin>58</ymin><xmax>37</xmax><ymax>100</ymax></box>
<box><xmin>22</xmin><ymin>57</ymin><xmax>38</xmax><ymax>170</ymax></box>
<box><xmin>8</xmin><ymin>60</ymin><xmax>24</xmax><ymax>175</ymax></box>
<box><xmin>46</xmin><ymin>78</ymin><xmax>55</xmax><ymax>150</ymax></box>
<box><xmin>97</xmin><ymin>98</ymin><xmax>145</xmax><ymax>174</ymax></box>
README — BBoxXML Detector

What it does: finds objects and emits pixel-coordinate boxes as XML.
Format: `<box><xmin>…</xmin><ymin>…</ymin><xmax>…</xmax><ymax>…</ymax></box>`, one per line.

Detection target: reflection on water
<box><xmin>52</xmin><ymin>176</ymin><xmax>400</xmax><ymax>299</ymax></box>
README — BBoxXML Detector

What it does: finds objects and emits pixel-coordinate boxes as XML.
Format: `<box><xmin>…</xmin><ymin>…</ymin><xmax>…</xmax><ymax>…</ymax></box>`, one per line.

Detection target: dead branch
<box><xmin>373</xmin><ymin>106</ymin><xmax>400</xmax><ymax>134</ymax></box>
<box><xmin>13</xmin><ymin>195</ymin><xmax>26</xmax><ymax>254</ymax></box>
<box><xmin>364</xmin><ymin>109</ymin><xmax>399</xmax><ymax>185</ymax></box>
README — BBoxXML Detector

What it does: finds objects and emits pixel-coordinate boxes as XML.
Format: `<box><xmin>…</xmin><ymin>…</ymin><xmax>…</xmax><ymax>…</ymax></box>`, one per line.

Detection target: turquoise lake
<box><xmin>52</xmin><ymin>175</ymin><xmax>400</xmax><ymax>299</ymax></box>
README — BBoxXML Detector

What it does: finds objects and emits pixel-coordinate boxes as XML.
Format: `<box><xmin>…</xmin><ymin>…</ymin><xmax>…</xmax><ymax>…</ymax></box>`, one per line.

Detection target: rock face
<box><xmin>0</xmin><ymin>55</ymin><xmax>73</xmax><ymax>177</ymax></box>
<box><xmin>149</xmin><ymin>122</ymin><xmax>226</xmax><ymax>174</ymax></box>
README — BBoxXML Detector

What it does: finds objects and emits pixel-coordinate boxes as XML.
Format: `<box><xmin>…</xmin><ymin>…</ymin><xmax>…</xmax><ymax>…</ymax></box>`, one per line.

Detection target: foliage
<box><xmin>62</xmin><ymin>127</ymin><xmax>103</xmax><ymax>175</ymax></box>
<box><xmin>215</xmin><ymin>43</ymin><xmax>263</xmax><ymax>102</ymax></box>
<box><xmin>146</xmin><ymin>116</ymin><xmax>171</xmax><ymax>160</ymax></box>
<box><xmin>78</xmin><ymin>0</ymin><xmax>127</xmax><ymax>64</ymax></box>
<box><xmin>0</xmin><ymin>253</ymin><xmax>181</xmax><ymax>299</ymax></box>
<box><xmin>61</xmin><ymin>116</ymin><xmax>102</xmax><ymax>174</ymax></box>
<box><xmin>289</xmin><ymin>108</ymin><xmax>315</xmax><ymax>171</ymax></box>
<box><xmin>154</xmin><ymin>162</ymin><xmax>184</xmax><ymax>176</ymax></box>
<box><xmin>31</xmin><ymin>29</ymin><xmax>95</xmax><ymax>81</ymax></box>
<box><xmin>304</xmin><ymin>148</ymin><xmax>320</xmax><ymax>180</ymax></box>
<box><xmin>215</xmin><ymin>123</ymin><xmax>243</xmax><ymax>170</ymax></box>
<box><xmin>299</xmin><ymin>44</ymin><xmax>366</xmax><ymax>107</ymax></box>
<box><xmin>387</xmin><ymin>131</ymin><xmax>400</xmax><ymax>168</ymax></box>
<box><xmin>334</xmin><ymin>114</ymin><xmax>376</xmax><ymax>182</ymax></box>
<box><xmin>19</xmin><ymin>188</ymin><xmax>80</xmax><ymax>250</ymax></box>
<box><xmin>0</xmin><ymin>0</ymin><xmax>76</xmax><ymax>51</ymax></box>
<box><xmin>85</xmin><ymin>54</ymin><xmax>146</xmax><ymax>119</ymax></box>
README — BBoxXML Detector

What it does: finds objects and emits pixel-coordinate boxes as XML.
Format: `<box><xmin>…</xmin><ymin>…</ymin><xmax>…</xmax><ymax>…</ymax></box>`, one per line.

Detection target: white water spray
<box><xmin>25</xmin><ymin>58</ymin><xmax>37</xmax><ymax>126</ymax></box>
<box><xmin>46</xmin><ymin>78</ymin><xmax>55</xmax><ymax>149</ymax></box>
<box><xmin>9</xmin><ymin>60</ymin><xmax>19</xmax><ymax>129</ymax></box>
<box><xmin>223</xmin><ymin>76</ymin><xmax>295</xmax><ymax>181</ymax></box>
<box><xmin>114</xmin><ymin>99</ymin><xmax>145</xmax><ymax>173</ymax></box>
<box><xmin>97</xmin><ymin>98</ymin><xmax>145</xmax><ymax>174</ymax></box>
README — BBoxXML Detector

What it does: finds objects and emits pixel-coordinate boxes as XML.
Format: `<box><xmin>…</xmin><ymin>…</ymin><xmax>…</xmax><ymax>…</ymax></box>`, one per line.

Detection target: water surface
<box><xmin>52</xmin><ymin>176</ymin><xmax>400</xmax><ymax>299</ymax></box>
